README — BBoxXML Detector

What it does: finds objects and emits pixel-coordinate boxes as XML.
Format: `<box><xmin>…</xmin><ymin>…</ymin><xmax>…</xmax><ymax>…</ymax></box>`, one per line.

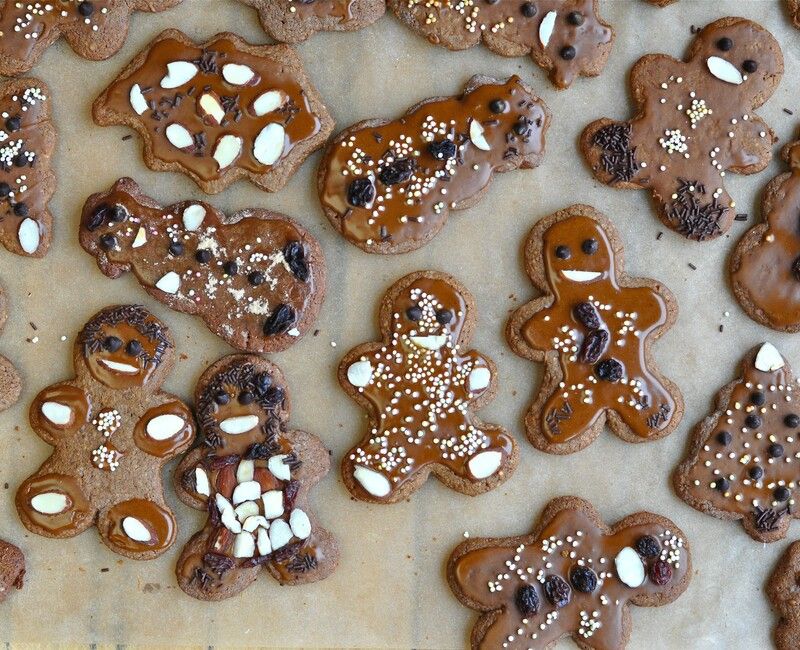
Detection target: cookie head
<box><xmin>79</xmin><ymin>305</ymin><xmax>172</xmax><ymax>390</ymax></box>
<box><xmin>82</xmin><ymin>201</ymin><xmax>133</xmax><ymax>258</ymax></box>
<box><xmin>196</xmin><ymin>362</ymin><xmax>287</xmax><ymax>452</ymax></box>
<box><xmin>542</xmin><ymin>215</ymin><xmax>614</xmax><ymax>292</ymax></box>
<box><xmin>390</xmin><ymin>277</ymin><xmax>468</xmax><ymax>355</ymax></box>
<box><xmin>695</xmin><ymin>19</ymin><xmax>782</xmax><ymax>97</ymax></box>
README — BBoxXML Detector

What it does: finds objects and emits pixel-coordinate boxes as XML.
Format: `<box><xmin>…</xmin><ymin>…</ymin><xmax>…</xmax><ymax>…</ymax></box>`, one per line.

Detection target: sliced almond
<box><xmin>213</xmin><ymin>134</ymin><xmax>242</xmax><ymax>170</ymax></box>
<box><xmin>41</xmin><ymin>401</ymin><xmax>72</xmax><ymax>426</ymax></box>
<box><xmin>129</xmin><ymin>83</ymin><xmax>148</xmax><ymax>115</ymax></box>
<box><xmin>165</xmin><ymin>123</ymin><xmax>194</xmax><ymax>150</ymax></box>
<box><xmin>253</xmin><ymin>123</ymin><xmax>285</xmax><ymax>166</ymax></box>
<box><xmin>194</xmin><ymin>467</ymin><xmax>210</xmax><ymax>497</ymax></box>
<box><xmin>469</xmin><ymin>119</ymin><xmax>491</xmax><ymax>151</ymax></box>
<box><xmin>30</xmin><ymin>492</ymin><xmax>70</xmax><ymax>515</ymax></box>
<box><xmin>121</xmin><ymin>516</ymin><xmax>152</xmax><ymax>543</ymax></box>
<box><xmin>155</xmin><ymin>271</ymin><xmax>180</xmax><ymax>295</ymax></box>
<box><xmin>236</xmin><ymin>459</ymin><xmax>255</xmax><ymax>483</ymax></box>
<box><xmin>262</xmin><ymin>490</ymin><xmax>284</xmax><ymax>519</ymax></box>
<box><xmin>131</xmin><ymin>227</ymin><xmax>147</xmax><ymax>248</ymax></box>
<box><xmin>539</xmin><ymin>10</ymin><xmax>557</xmax><ymax>48</ymax></box>
<box><xmin>219</xmin><ymin>502</ymin><xmax>242</xmax><ymax>534</ymax></box>
<box><xmin>198</xmin><ymin>92</ymin><xmax>226</xmax><ymax>124</ymax></box>
<box><xmin>182</xmin><ymin>204</ymin><xmax>206</xmax><ymax>231</ymax></box>
<box><xmin>243</xmin><ymin>515</ymin><xmax>269</xmax><ymax>533</ymax></box>
<box><xmin>232</xmin><ymin>531</ymin><xmax>255</xmax><ymax>558</ymax></box>
<box><xmin>234</xmin><ymin>500</ymin><xmax>260</xmax><ymax>522</ymax></box>
<box><xmin>268</xmin><ymin>454</ymin><xmax>291</xmax><ymax>481</ymax></box>
<box><xmin>268</xmin><ymin>519</ymin><xmax>293</xmax><ymax>550</ymax></box>
<box><xmin>160</xmin><ymin>61</ymin><xmax>198</xmax><ymax>89</ymax></box>
<box><xmin>256</xmin><ymin>527</ymin><xmax>272</xmax><ymax>555</ymax></box>
<box><xmin>232</xmin><ymin>480</ymin><xmax>261</xmax><ymax>505</ymax></box>
<box><xmin>252</xmin><ymin>90</ymin><xmax>286</xmax><ymax>116</ymax></box>
<box><xmin>145</xmin><ymin>413</ymin><xmax>185</xmax><ymax>440</ymax></box>
<box><xmin>222</xmin><ymin>63</ymin><xmax>256</xmax><ymax>86</ymax></box>
<box><xmin>289</xmin><ymin>508</ymin><xmax>311</xmax><ymax>540</ymax></box>
<box><xmin>18</xmin><ymin>217</ymin><xmax>40</xmax><ymax>254</ymax></box>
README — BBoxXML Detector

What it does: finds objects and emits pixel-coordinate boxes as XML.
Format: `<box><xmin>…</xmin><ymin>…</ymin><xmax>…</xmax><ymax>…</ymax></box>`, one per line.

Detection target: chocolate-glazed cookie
<box><xmin>240</xmin><ymin>0</ymin><xmax>385</xmax><ymax>42</ymax></box>
<box><xmin>507</xmin><ymin>205</ymin><xmax>683</xmax><ymax>455</ymax></box>
<box><xmin>448</xmin><ymin>496</ymin><xmax>691</xmax><ymax>649</ymax></box>
<box><xmin>731</xmin><ymin>136</ymin><xmax>800</xmax><ymax>332</ymax></box>
<box><xmin>339</xmin><ymin>271</ymin><xmax>518</xmax><ymax>503</ymax></box>
<box><xmin>174</xmin><ymin>355</ymin><xmax>338</xmax><ymax>601</ymax></box>
<box><xmin>16</xmin><ymin>305</ymin><xmax>195</xmax><ymax>560</ymax></box>
<box><xmin>389</xmin><ymin>0</ymin><xmax>614</xmax><ymax>90</ymax></box>
<box><xmin>92</xmin><ymin>29</ymin><xmax>333</xmax><ymax>194</ymax></box>
<box><xmin>768</xmin><ymin>541</ymin><xmax>800</xmax><ymax>650</ymax></box>
<box><xmin>0</xmin><ymin>539</ymin><xmax>24</xmax><ymax>603</ymax></box>
<box><xmin>582</xmin><ymin>17</ymin><xmax>783</xmax><ymax>241</ymax></box>
<box><xmin>674</xmin><ymin>343</ymin><xmax>800</xmax><ymax>543</ymax></box>
<box><xmin>80</xmin><ymin>178</ymin><xmax>326</xmax><ymax>353</ymax></box>
<box><xmin>0</xmin><ymin>0</ymin><xmax>181</xmax><ymax>77</ymax></box>
<box><xmin>319</xmin><ymin>75</ymin><xmax>550</xmax><ymax>254</ymax></box>
<box><xmin>0</xmin><ymin>280</ymin><xmax>21</xmax><ymax>413</ymax></box>
<box><xmin>0</xmin><ymin>77</ymin><xmax>54</xmax><ymax>258</ymax></box>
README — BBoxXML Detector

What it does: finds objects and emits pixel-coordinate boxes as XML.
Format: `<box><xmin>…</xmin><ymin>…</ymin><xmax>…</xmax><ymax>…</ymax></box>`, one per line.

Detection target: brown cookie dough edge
<box><xmin>0</xmin><ymin>280</ymin><xmax>22</xmax><ymax>411</ymax></box>
<box><xmin>767</xmin><ymin>540</ymin><xmax>800</xmax><ymax>650</ymax></box>
<box><xmin>0</xmin><ymin>539</ymin><xmax>25</xmax><ymax>602</ymax></box>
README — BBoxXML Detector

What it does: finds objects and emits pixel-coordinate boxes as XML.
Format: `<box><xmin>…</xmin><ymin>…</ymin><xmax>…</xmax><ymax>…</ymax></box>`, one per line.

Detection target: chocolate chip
<box><xmin>126</xmin><ymin>340</ymin><xmax>142</xmax><ymax>356</ymax></box>
<box><xmin>5</xmin><ymin>116</ymin><xmax>20</xmax><ymax>132</ymax></box>
<box><xmin>595</xmin><ymin>358</ymin><xmax>623</xmax><ymax>382</ymax></box>
<box><xmin>560</xmin><ymin>46</ymin><xmax>577</xmax><ymax>61</ymax></box>
<box><xmin>379</xmin><ymin>158</ymin><xmax>416</xmax><ymax>186</ymax></box>
<box><xmin>717</xmin><ymin>37</ymin><xmax>733</xmax><ymax>51</ymax></box>
<box><xmin>716</xmin><ymin>477</ymin><xmax>730</xmax><ymax>492</ymax></box>
<box><xmin>103</xmin><ymin>336</ymin><xmax>122</xmax><ymax>352</ymax></box>
<box><xmin>12</xmin><ymin>202</ymin><xmax>28</xmax><ymax>217</ymax></box>
<box><xmin>428</xmin><ymin>139</ymin><xmax>457</xmax><ymax>161</ymax></box>
<box><xmin>785</xmin><ymin>414</ymin><xmax>800</xmax><ymax>428</ymax></box>
<box><xmin>716</xmin><ymin>430</ymin><xmax>732</xmax><ymax>446</ymax></box>
<box><xmin>745</xmin><ymin>414</ymin><xmax>762</xmax><ymax>429</ymax></box>
<box><xmin>769</xmin><ymin>443</ymin><xmax>785</xmax><ymax>458</ymax></box>
<box><xmin>14</xmin><ymin>153</ymin><xmax>27</xmax><ymax>167</ymax></box>
<box><xmin>634</xmin><ymin>535</ymin><xmax>661</xmax><ymax>558</ymax></box>
<box><xmin>347</xmin><ymin>177</ymin><xmax>374</xmax><ymax>207</ymax></box>
<box><xmin>515</xmin><ymin>584</ymin><xmax>539</xmax><ymax>616</ymax></box>
<box><xmin>775</xmin><ymin>486</ymin><xmax>791</xmax><ymax>502</ymax></box>
<box><xmin>169</xmin><ymin>242</ymin><xmax>184</xmax><ymax>256</ymax></box>
<box><xmin>749</xmin><ymin>465</ymin><xmax>764</xmax><ymax>480</ymax></box>
<box><xmin>213</xmin><ymin>392</ymin><xmax>230</xmax><ymax>405</ymax></box>
<box><xmin>108</xmin><ymin>205</ymin><xmax>127</xmax><ymax>223</ymax></box>
<box><xmin>406</xmin><ymin>305</ymin><xmax>423</xmax><ymax>321</ymax></box>
<box><xmin>489</xmin><ymin>99</ymin><xmax>507</xmax><ymax>113</ymax></box>
<box><xmin>223</xmin><ymin>261</ymin><xmax>238</xmax><ymax>276</ymax></box>
<box><xmin>567</xmin><ymin>11</ymin><xmax>584</xmax><ymax>25</ymax></box>
<box><xmin>195</xmin><ymin>249</ymin><xmax>212</xmax><ymax>264</ymax></box>
<box><xmin>750</xmin><ymin>391</ymin><xmax>766</xmax><ymax>406</ymax></box>
<box><xmin>581</xmin><ymin>238</ymin><xmax>598</xmax><ymax>254</ymax></box>
<box><xmin>248</xmin><ymin>271</ymin><xmax>265</xmax><ymax>286</ymax></box>
<box><xmin>742</xmin><ymin>60</ymin><xmax>758</xmax><ymax>73</ymax></box>
<box><xmin>78</xmin><ymin>1</ymin><xmax>94</xmax><ymax>16</ymax></box>
<box><xmin>512</xmin><ymin>120</ymin><xmax>529</xmax><ymax>136</ymax></box>
<box><xmin>263</xmin><ymin>303</ymin><xmax>295</xmax><ymax>336</ymax></box>
<box><xmin>0</xmin><ymin>183</ymin><xmax>9</xmax><ymax>198</ymax></box>
<box><xmin>99</xmin><ymin>234</ymin><xmax>116</xmax><ymax>250</ymax></box>
<box><xmin>555</xmin><ymin>245</ymin><xmax>571</xmax><ymax>260</ymax></box>
<box><xmin>569</xmin><ymin>566</ymin><xmax>597</xmax><ymax>593</ymax></box>
<box><xmin>543</xmin><ymin>575</ymin><xmax>570</xmax><ymax>608</ymax></box>
<box><xmin>238</xmin><ymin>391</ymin><xmax>254</xmax><ymax>405</ymax></box>
<box><xmin>436</xmin><ymin>309</ymin><xmax>453</xmax><ymax>325</ymax></box>
<box><xmin>520</xmin><ymin>2</ymin><xmax>537</xmax><ymax>18</ymax></box>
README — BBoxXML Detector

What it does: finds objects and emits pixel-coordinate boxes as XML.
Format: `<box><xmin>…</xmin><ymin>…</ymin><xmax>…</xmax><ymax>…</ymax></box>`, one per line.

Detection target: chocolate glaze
<box><xmin>451</xmin><ymin>504</ymin><xmax>689</xmax><ymax>648</ymax></box>
<box><xmin>286</xmin><ymin>0</ymin><xmax>354</xmax><ymax>19</ymax></box>
<box><xmin>320</xmin><ymin>76</ymin><xmax>549</xmax><ymax>253</ymax></box>
<box><xmin>101</xmin><ymin>499</ymin><xmax>176</xmax><ymax>554</ymax></box>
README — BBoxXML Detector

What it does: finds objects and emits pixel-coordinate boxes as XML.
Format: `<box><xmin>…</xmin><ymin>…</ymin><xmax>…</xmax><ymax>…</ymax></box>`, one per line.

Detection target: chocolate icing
<box><xmin>285</xmin><ymin>0</ymin><xmax>354</xmax><ymax>19</ymax></box>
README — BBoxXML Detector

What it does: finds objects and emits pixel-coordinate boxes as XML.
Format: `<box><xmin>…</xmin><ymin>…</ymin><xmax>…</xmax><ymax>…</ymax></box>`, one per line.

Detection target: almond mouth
<box><xmin>409</xmin><ymin>334</ymin><xmax>447</xmax><ymax>351</ymax></box>
<box><xmin>99</xmin><ymin>358</ymin><xmax>140</xmax><ymax>374</ymax></box>
<box><xmin>219</xmin><ymin>415</ymin><xmax>260</xmax><ymax>435</ymax></box>
<box><xmin>561</xmin><ymin>269</ymin><xmax>601</xmax><ymax>282</ymax></box>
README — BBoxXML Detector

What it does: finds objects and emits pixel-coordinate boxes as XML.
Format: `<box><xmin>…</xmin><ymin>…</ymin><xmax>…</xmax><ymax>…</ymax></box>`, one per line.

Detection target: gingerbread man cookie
<box><xmin>389</xmin><ymin>1</ymin><xmax>614</xmax><ymax>90</ymax></box>
<box><xmin>674</xmin><ymin>343</ymin><xmax>800</xmax><ymax>543</ymax></box>
<box><xmin>0</xmin><ymin>280</ymin><xmax>21</xmax><ymax>413</ymax></box>
<box><xmin>16</xmin><ymin>305</ymin><xmax>195</xmax><ymax>560</ymax></box>
<box><xmin>92</xmin><ymin>29</ymin><xmax>334</xmax><ymax>194</ymax></box>
<box><xmin>0</xmin><ymin>538</ymin><xmax>24</xmax><ymax>603</ymax></box>
<box><xmin>319</xmin><ymin>75</ymin><xmax>550</xmax><ymax>254</ymax></box>
<box><xmin>730</xmin><ymin>137</ymin><xmax>800</xmax><ymax>332</ymax></box>
<box><xmin>507</xmin><ymin>205</ymin><xmax>683</xmax><ymax>455</ymax></box>
<box><xmin>448</xmin><ymin>496</ymin><xmax>691</xmax><ymax>649</ymax></box>
<box><xmin>582</xmin><ymin>17</ymin><xmax>783</xmax><ymax>241</ymax></box>
<box><xmin>0</xmin><ymin>77</ymin><xmax>54</xmax><ymax>258</ymax></box>
<box><xmin>174</xmin><ymin>355</ymin><xmax>338</xmax><ymax>601</ymax></box>
<box><xmin>339</xmin><ymin>271</ymin><xmax>517</xmax><ymax>503</ymax></box>
<box><xmin>768</xmin><ymin>541</ymin><xmax>800</xmax><ymax>650</ymax></box>
<box><xmin>81</xmin><ymin>178</ymin><xmax>326</xmax><ymax>353</ymax></box>
<box><xmin>0</xmin><ymin>0</ymin><xmax>181</xmax><ymax>77</ymax></box>
<box><xmin>240</xmin><ymin>0</ymin><xmax>386</xmax><ymax>43</ymax></box>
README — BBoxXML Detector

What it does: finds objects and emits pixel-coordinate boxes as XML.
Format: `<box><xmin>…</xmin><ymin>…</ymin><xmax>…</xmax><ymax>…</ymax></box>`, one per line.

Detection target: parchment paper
<box><xmin>0</xmin><ymin>0</ymin><xmax>798</xmax><ymax>647</ymax></box>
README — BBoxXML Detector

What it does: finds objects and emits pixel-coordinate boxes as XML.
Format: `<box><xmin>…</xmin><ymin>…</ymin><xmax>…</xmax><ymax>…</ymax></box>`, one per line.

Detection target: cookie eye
<box><xmin>581</xmin><ymin>238</ymin><xmax>599</xmax><ymax>255</ymax></box>
<box><xmin>238</xmin><ymin>391</ymin><xmax>255</xmax><ymax>405</ymax></box>
<box><xmin>99</xmin><ymin>234</ymin><xmax>117</xmax><ymax>251</ymax></box>
<box><xmin>742</xmin><ymin>59</ymin><xmax>758</xmax><ymax>73</ymax></box>
<box><xmin>125</xmin><ymin>340</ymin><xmax>143</xmax><ymax>356</ymax></box>
<box><xmin>559</xmin><ymin>46</ymin><xmax>576</xmax><ymax>61</ymax></box>
<box><xmin>213</xmin><ymin>391</ymin><xmax>230</xmax><ymax>405</ymax></box>
<box><xmin>716</xmin><ymin>37</ymin><xmax>733</xmax><ymax>51</ymax></box>
<box><xmin>520</xmin><ymin>2</ymin><xmax>536</xmax><ymax>18</ymax></box>
<box><xmin>436</xmin><ymin>309</ymin><xmax>453</xmax><ymax>325</ymax></box>
<box><xmin>567</xmin><ymin>11</ymin><xmax>584</xmax><ymax>26</ymax></box>
<box><xmin>108</xmin><ymin>205</ymin><xmax>127</xmax><ymax>223</ymax></box>
<box><xmin>103</xmin><ymin>336</ymin><xmax>122</xmax><ymax>352</ymax></box>
<box><xmin>555</xmin><ymin>245</ymin><xmax>571</xmax><ymax>260</ymax></box>
<box><xmin>489</xmin><ymin>98</ymin><xmax>507</xmax><ymax>113</ymax></box>
<box><xmin>406</xmin><ymin>305</ymin><xmax>423</xmax><ymax>321</ymax></box>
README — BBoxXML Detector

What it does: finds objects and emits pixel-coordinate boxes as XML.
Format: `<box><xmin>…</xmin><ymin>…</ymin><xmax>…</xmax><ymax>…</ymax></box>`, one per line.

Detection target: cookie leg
<box><xmin>460</xmin><ymin>426</ymin><xmax>515</xmax><ymax>481</ymax></box>
<box><xmin>16</xmin><ymin>472</ymin><xmax>95</xmax><ymax>538</ymax></box>
<box><xmin>539</xmin><ymin>391</ymin><xmax>601</xmax><ymax>445</ymax></box>
<box><xmin>96</xmin><ymin>499</ymin><xmax>177</xmax><ymax>559</ymax></box>
<box><xmin>0</xmin><ymin>355</ymin><xmax>21</xmax><ymax>412</ymax></box>
<box><xmin>341</xmin><ymin>450</ymin><xmax>394</xmax><ymax>500</ymax></box>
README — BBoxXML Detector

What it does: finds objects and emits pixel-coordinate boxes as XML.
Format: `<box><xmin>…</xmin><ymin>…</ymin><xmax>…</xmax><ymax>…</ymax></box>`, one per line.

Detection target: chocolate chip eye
<box><xmin>223</xmin><ymin>260</ymin><xmax>238</xmax><ymax>276</ymax></box>
<box><xmin>103</xmin><ymin>336</ymin><xmax>122</xmax><ymax>352</ymax></box>
<box><xmin>125</xmin><ymin>340</ymin><xmax>143</xmax><ymax>356</ymax></box>
<box><xmin>238</xmin><ymin>391</ymin><xmax>255</xmax><ymax>405</ymax></box>
<box><xmin>520</xmin><ymin>1</ymin><xmax>536</xmax><ymax>17</ymax></box>
<box><xmin>581</xmin><ymin>238</ymin><xmax>598</xmax><ymax>254</ymax></box>
<box><xmin>567</xmin><ymin>11</ymin><xmax>584</xmax><ymax>26</ymax></box>
<box><xmin>436</xmin><ymin>309</ymin><xmax>453</xmax><ymax>325</ymax></box>
<box><xmin>99</xmin><ymin>234</ymin><xmax>117</xmax><ymax>251</ymax></box>
<box><xmin>108</xmin><ymin>205</ymin><xmax>127</xmax><ymax>223</ymax></box>
<box><xmin>195</xmin><ymin>249</ymin><xmax>213</xmax><ymax>264</ymax></box>
<box><xmin>555</xmin><ymin>245</ymin><xmax>571</xmax><ymax>260</ymax></box>
<box><xmin>560</xmin><ymin>46</ymin><xmax>576</xmax><ymax>61</ymax></box>
<box><xmin>406</xmin><ymin>305</ymin><xmax>423</xmax><ymax>321</ymax></box>
<box><xmin>742</xmin><ymin>59</ymin><xmax>758</xmax><ymax>73</ymax></box>
<box><xmin>717</xmin><ymin>37</ymin><xmax>733</xmax><ymax>51</ymax></box>
<box><xmin>489</xmin><ymin>98</ymin><xmax>507</xmax><ymax>113</ymax></box>
<box><xmin>213</xmin><ymin>391</ymin><xmax>230</xmax><ymax>405</ymax></box>
<box><xmin>168</xmin><ymin>241</ymin><xmax>184</xmax><ymax>256</ymax></box>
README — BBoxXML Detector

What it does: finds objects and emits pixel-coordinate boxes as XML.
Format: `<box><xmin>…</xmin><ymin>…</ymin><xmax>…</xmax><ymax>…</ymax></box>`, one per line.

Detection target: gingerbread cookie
<box><xmin>449</xmin><ymin>496</ymin><xmax>691</xmax><ymax>649</ymax></box>
<box><xmin>240</xmin><ymin>0</ymin><xmax>385</xmax><ymax>43</ymax></box>
<box><xmin>731</xmin><ymin>137</ymin><xmax>800</xmax><ymax>332</ymax></box>
<box><xmin>674</xmin><ymin>343</ymin><xmax>800</xmax><ymax>543</ymax></box>
<box><xmin>507</xmin><ymin>205</ymin><xmax>682</xmax><ymax>455</ymax></box>
<box><xmin>319</xmin><ymin>75</ymin><xmax>550</xmax><ymax>254</ymax></box>
<box><xmin>0</xmin><ymin>538</ymin><xmax>24</xmax><ymax>603</ymax></box>
<box><xmin>92</xmin><ymin>29</ymin><xmax>333</xmax><ymax>194</ymax></box>
<box><xmin>768</xmin><ymin>541</ymin><xmax>800</xmax><ymax>650</ymax></box>
<box><xmin>16</xmin><ymin>305</ymin><xmax>195</xmax><ymax>560</ymax></box>
<box><xmin>174</xmin><ymin>355</ymin><xmax>338</xmax><ymax>601</ymax></box>
<box><xmin>0</xmin><ymin>281</ymin><xmax>21</xmax><ymax>412</ymax></box>
<box><xmin>81</xmin><ymin>178</ymin><xmax>326</xmax><ymax>353</ymax></box>
<box><xmin>389</xmin><ymin>1</ymin><xmax>613</xmax><ymax>90</ymax></box>
<box><xmin>0</xmin><ymin>77</ymin><xmax>54</xmax><ymax>257</ymax></box>
<box><xmin>339</xmin><ymin>271</ymin><xmax>517</xmax><ymax>503</ymax></box>
<box><xmin>787</xmin><ymin>1</ymin><xmax>800</xmax><ymax>29</ymax></box>
<box><xmin>581</xmin><ymin>17</ymin><xmax>783</xmax><ymax>241</ymax></box>
<box><xmin>0</xmin><ymin>0</ymin><xmax>181</xmax><ymax>77</ymax></box>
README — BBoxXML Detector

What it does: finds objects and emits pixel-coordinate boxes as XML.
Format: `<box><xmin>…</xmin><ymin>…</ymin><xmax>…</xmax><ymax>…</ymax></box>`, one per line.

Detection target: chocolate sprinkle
<box><xmin>592</xmin><ymin>123</ymin><xmax>639</xmax><ymax>183</ymax></box>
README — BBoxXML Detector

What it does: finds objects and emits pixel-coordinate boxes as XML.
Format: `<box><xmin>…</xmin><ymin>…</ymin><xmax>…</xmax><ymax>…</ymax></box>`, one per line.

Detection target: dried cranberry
<box><xmin>573</xmin><ymin>302</ymin><xmax>600</xmax><ymax>329</ymax></box>
<box><xmin>284</xmin><ymin>480</ymin><xmax>301</xmax><ymax>510</ymax></box>
<box><xmin>579</xmin><ymin>329</ymin><xmax>608</xmax><ymax>364</ymax></box>
<box><xmin>634</xmin><ymin>535</ymin><xmax>661</xmax><ymax>558</ymax></box>
<box><xmin>569</xmin><ymin>566</ymin><xmax>597</xmax><ymax>593</ymax></box>
<box><xmin>515</xmin><ymin>584</ymin><xmax>540</xmax><ymax>615</ymax></box>
<box><xmin>543</xmin><ymin>575</ymin><xmax>571</xmax><ymax>608</ymax></box>
<box><xmin>428</xmin><ymin>139</ymin><xmax>457</xmax><ymax>161</ymax></box>
<box><xmin>649</xmin><ymin>559</ymin><xmax>672</xmax><ymax>586</ymax></box>
<box><xmin>378</xmin><ymin>158</ymin><xmax>416</xmax><ymax>185</ymax></box>
<box><xmin>263</xmin><ymin>304</ymin><xmax>295</xmax><ymax>336</ymax></box>
<box><xmin>347</xmin><ymin>177</ymin><xmax>374</xmax><ymax>207</ymax></box>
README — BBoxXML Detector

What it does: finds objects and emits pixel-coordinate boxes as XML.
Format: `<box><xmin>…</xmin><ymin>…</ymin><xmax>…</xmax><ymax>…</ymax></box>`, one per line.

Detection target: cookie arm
<box><xmin>727</xmin><ymin>114</ymin><xmax>774</xmax><ymax>174</ymax></box>
<box><xmin>174</xmin><ymin>447</ymin><xmax>212</xmax><ymax>510</ymax></box>
<box><xmin>133</xmin><ymin>399</ymin><xmax>196</xmax><ymax>458</ymax></box>
<box><xmin>29</xmin><ymin>383</ymin><xmax>89</xmax><ymax>444</ymax></box>
<box><xmin>517</xmin><ymin>306</ymin><xmax>560</xmax><ymax>353</ymax></box>
<box><xmin>455</xmin><ymin>351</ymin><xmax>494</xmax><ymax>399</ymax></box>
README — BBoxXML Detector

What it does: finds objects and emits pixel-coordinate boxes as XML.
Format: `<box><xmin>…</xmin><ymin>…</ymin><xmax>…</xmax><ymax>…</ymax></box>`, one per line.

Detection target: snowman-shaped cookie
<box><xmin>16</xmin><ymin>305</ymin><xmax>195</xmax><ymax>559</ymax></box>
<box><xmin>507</xmin><ymin>205</ymin><xmax>682</xmax><ymax>454</ymax></box>
<box><xmin>340</xmin><ymin>271</ymin><xmax>517</xmax><ymax>503</ymax></box>
<box><xmin>174</xmin><ymin>355</ymin><xmax>338</xmax><ymax>601</ymax></box>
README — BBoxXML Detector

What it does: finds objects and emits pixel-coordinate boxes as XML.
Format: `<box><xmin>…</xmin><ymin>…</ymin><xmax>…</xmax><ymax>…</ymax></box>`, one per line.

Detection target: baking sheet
<box><xmin>0</xmin><ymin>0</ymin><xmax>798</xmax><ymax>647</ymax></box>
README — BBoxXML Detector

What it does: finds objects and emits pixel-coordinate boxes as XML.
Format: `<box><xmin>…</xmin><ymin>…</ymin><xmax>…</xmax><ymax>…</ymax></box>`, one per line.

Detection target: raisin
<box><xmin>649</xmin><ymin>559</ymin><xmax>672</xmax><ymax>586</ymax></box>
<box><xmin>428</xmin><ymin>139</ymin><xmax>457</xmax><ymax>161</ymax></box>
<box><xmin>436</xmin><ymin>309</ymin><xmax>453</xmax><ymax>325</ymax></box>
<box><xmin>579</xmin><ymin>329</ymin><xmax>608</xmax><ymax>364</ymax></box>
<box><xmin>543</xmin><ymin>575</ymin><xmax>571</xmax><ymax>608</ymax></box>
<box><xmin>255</xmin><ymin>371</ymin><xmax>272</xmax><ymax>395</ymax></box>
<box><xmin>379</xmin><ymin>158</ymin><xmax>416</xmax><ymax>185</ymax></box>
<box><xmin>634</xmin><ymin>535</ymin><xmax>661</xmax><ymax>558</ymax></box>
<box><xmin>262</xmin><ymin>385</ymin><xmax>285</xmax><ymax>409</ymax></box>
<box><xmin>207</xmin><ymin>498</ymin><xmax>221</xmax><ymax>528</ymax></box>
<box><xmin>203</xmin><ymin>552</ymin><xmax>234</xmax><ymax>576</ymax></box>
<box><xmin>569</xmin><ymin>566</ymin><xmax>597</xmax><ymax>593</ymax></box>
<box><xmin>347</xmin><ymin>177</ymin><xmax>374</xmax><ymax>207</ymax></box>
<box><xmin>406</xmin><ymin>305</ymin><xmax>423</xmax><ymax>321</ymax></box>
<box><xmin>283</xmin><ymin>241</ymin><xmax>310</xmax><ymax>282</ymax></box>
<box><xmin>263</xmin><ymin>304</ymin><xmax>295</xmax><ymax>336</ymax></box>
<box><xmin>515</xmin><ymin>584</ymin><xmax>540</xmax><ymax>616</ymax></box>
<box><xmin>208</xmin><ymin>454</ymin><xmax>240</xmax><ymax>470</ymax></box>
<box><xmin>595</xmin><ymin>358</ymin><xmax>623</xmax><ymax>382</ymax></box>
<box><xmin>573</xmin><ymin>302</ymin><xmax>600</xmax><ymax>329</ymax></box>
<box><xmin>284</xmin><ymin>480</ymin><xmax>301</xmax><ymax>510</ymax></box>
<box><xmin>99</xmin><ymin>234</ymin><xmax>117</xmax><ymax>251</ymax></box>
<box><xmin>86</xmin><ymin>204</ymin><xmax>107</xmax><ymax>231</ymax></box>
<box><xmin>791</xmin><ymin>255</ymin><xmax>800</xmax><ymax>282</ymax></box>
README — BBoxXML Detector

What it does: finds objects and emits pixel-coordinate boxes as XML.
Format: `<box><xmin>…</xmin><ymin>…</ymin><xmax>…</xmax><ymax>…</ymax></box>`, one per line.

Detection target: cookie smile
<box><xmin>219</xmin><ymin>414</ymin><xmax>260</xmax><ymax>435</ymax></box>
<box><xmin>561</xmin><ymin>269</ymin><xmax>602</xmax><ymax>282</ymax></box>
<box><xmin>409</xmin><ymin>335</ymin><xmax>447</xmax><ymax>350</ymax></box>
<box><xmin>99</xmin><ymin>358</ymin><xmax>140</xmax><ymax>374</ymax></box>
<box><xmin>706</xmin><ymin>56</ymin><xmax>744</xmax><ymax>85</ymax></box>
